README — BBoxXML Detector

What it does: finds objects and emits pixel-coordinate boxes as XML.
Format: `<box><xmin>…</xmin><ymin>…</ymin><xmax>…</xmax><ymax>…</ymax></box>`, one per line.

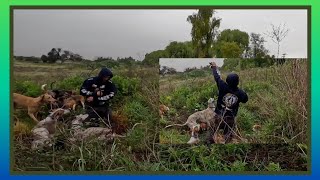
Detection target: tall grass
<box><xmin>160</xmin><ymin>60</ymin><xmax>308</xmax><ymax>144</ymax></box>
<box><xmin>13</xmin><ymin>61</ymin><xmax>160</xmax><ymax>171</ymax></box>
<box><xmin>239</xmin><ymin>60</ymin><xmax>308</xmax><ymax>143</ymax></box>
<box><xmin>12</xmin><ymin>60</ymin><xmax>308</xmax><ymax>172</ymax></box>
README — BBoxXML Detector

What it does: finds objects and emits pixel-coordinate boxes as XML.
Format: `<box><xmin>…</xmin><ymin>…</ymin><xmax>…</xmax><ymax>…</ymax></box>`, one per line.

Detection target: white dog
<box><xmin>165</xmin><ymin>98</ymin><xmax>216</xmax><ymax>145</ymax></box>
<box><xmin>69</xmin><ymin>114</ymin><xmax>124</xmax><ymax>143</ymax></box>
<box><xmin>31</xmin><ymin>108</ymin><xmax>70</xmax><ymax>150</ymax></box>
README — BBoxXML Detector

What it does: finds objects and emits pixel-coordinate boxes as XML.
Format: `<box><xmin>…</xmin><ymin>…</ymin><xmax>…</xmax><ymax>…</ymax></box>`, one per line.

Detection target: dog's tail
<box><xmin>50</xmin><ymin>81</ymin><xmax>56</xmax><ymax>90</ymax></box>
<box><xmin>164</xmin><ymin>122</ymin><xmax>188</xmax><ymax>129</ymax></box>
<box><xmin>41</xmin><ymin>84</ymin><xmax>47</xmax><ymax>91</ymax></box>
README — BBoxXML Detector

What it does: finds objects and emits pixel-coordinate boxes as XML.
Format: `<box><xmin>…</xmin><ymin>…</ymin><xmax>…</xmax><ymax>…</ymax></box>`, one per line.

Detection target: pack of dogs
<box><xmin>43</xmin><ymin>83</ymin><xmax>85</xmax><ymax>111</ymax></box>
<box><xmin>13</xmin><ymin>83</ymin><xmax>85</xmax><ymax>123</ymax></box>
<box><xmin>31</xmin><ymin>111</ymin><xmax>125</xmax><ymax>150</ymax></box>
<box><xmin>13</xmin><ymin>83</ymin><xmax>96</xmax><ymax>150</ymax></box>
<box><xmin>14</xmin><ymin>83</ymin><xmax>254</xmax><ymax>149</ymax></box>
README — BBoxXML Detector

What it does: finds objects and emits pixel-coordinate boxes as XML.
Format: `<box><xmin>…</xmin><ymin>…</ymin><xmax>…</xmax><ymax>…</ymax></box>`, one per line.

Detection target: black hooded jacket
<box><xmin>80</xmin><ymin>68</ymin><xmax>117</xmax><ymax>107</ymax></box>
<box><xmin>212</xmin><ymin>67</ymin><xmax>248</xmax><ymax>117</ymax></box>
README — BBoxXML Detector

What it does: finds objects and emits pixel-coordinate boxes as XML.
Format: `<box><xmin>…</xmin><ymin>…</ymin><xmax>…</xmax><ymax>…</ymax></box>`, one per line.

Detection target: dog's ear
<box><xmin>50</xmin><ymin>81</ymin><xmax>56</xmax><ymax>90</ymax></box>
<box><xmin>40</xmin><ymin>94</ymin><xmax>45</xmax><ymax>101</ymax></box>
<box><xmin>41</xmin><ymin>84</ymin><xmax>48</xmax><ymax>93</ymax></box>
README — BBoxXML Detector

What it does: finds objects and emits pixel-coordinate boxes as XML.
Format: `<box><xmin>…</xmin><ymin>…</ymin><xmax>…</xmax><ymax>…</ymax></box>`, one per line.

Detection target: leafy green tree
<box><xmin>70</xmin><ymin>53</ymin><xmax>82</xmax><ymax>62</ymax></box>
<box><xmin>216</xmin><ymin>29</ymin><xmax>249</xmax><ymax>57</ymax></box>
<box><xmin>221</xmin><ymin>58</ymin><xmax>241</xmax><ymax>71</ymax></box>
<box><xmin>165</xmin><ymin>41</ymin><xmax>195</xmax><ymax>58</ymax></box>
<box><xmin>41</xmin><ymin>55</ymin><xmax>48</xmax><ymax>63</ymax></box>
<box><xmin>60</xmin><ymin>50</ymin><xmax>73</xmax><ymax>62</ymax></box>
<box><xmin>249</xmin><ymin>33</ymin><xmax>274</xmax><ymax>67</ymax></box>
<box><xmin>249</xmin><ymin>33</ymin><xmax>268</xmax><ymax>59</ymax></box>
<box><xmin>220</xmin><ymin>42</ymin><xmax>242</xmax><ymax>58</ymax></box>
<box><xmin>143</xmin><ymin>50</ymin><xmax>168</xmax><ymax>66</ymax></box>
<box><xmin>159</xmin><ymin>66</ymin><xmax>177</xmax><ymax>75</ymax></box>
<box><xmin>46</xmin><ymin>48</ymin><xmax>61</xmax><ymax>63</ymax></box>
<box><xmin>117</xmin><ymin>56</ymin><xmax>136</xmax><ymax>66</ymax></box>
<box><xmin>225</xmin><ymin>29</ymin><xmax>249</xmax><ymax>49</ymax></box>
<box><xmin>187</xmin><ymin>8</ymin><xmax>221</xmax><ymax>57</ymax></box>
<box><xmin>222</xmin><ymin>33</ymin><xmax>275</xmax><ymax>70</ymax></box>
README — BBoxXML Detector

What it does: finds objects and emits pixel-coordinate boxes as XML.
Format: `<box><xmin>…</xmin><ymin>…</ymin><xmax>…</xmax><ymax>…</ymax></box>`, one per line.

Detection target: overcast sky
<box><xmin>14</xmin><ymin>9</ymin><xmax>307</xmax><ymax>60</ymax></box>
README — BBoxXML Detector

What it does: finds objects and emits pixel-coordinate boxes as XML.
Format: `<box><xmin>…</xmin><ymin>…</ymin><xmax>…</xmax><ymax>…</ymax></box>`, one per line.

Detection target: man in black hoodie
<box><xmin>80</xmin><ymin>67</ymin><xmax>117</xmax><ymax>128</ymax></box>
<box><xmin>206</xmin><ymin>62</ymin><xmax>248</xmax><ymax>144</ymax></box>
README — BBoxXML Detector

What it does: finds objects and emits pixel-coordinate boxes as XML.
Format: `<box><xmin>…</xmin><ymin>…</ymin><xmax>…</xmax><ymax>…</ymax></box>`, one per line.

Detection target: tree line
<box><xmin>144</xmin><ymin>8</ymin><xmax>289</xmax><ymax>70</ymax></box>
<box><xmin>15</xmin><ymin>8</ymin><xmax>288</xmax><ymax>70</ymax></box>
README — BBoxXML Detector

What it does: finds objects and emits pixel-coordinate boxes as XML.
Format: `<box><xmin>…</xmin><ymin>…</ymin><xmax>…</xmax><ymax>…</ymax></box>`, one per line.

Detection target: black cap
<box><xmin>226</xmin><ymin>73</ymin><xmax>239</xmax><ymax>89</ymax></box>
<box><xmin>98</xmin><ymin>67</ymin><xmax>113</xmax><ymax>79</ymax></box>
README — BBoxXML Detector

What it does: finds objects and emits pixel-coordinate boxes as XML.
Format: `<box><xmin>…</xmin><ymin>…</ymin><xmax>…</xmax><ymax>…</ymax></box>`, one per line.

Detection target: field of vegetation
<box><xmin>13</xmin><ymin>60</ymin><xmax>160</xmax><ymax>172</ymax></box>
<box><xmin>10</xmin><ymin>7</ymin><xmax>310</xmax><ymax>172</ymax></box>
<box><xmin>12</xmin><ymin>59</ymin><xmax>308</xmax><ymax>172</ymax></box>
<box><xmin>160</xmin><ymin>59</ymin><xmax>308</xmax><ymax>144</ymax></box>
<box><xmin>159</xmin><ymin>59</ymin><xmax>309</xmax><ymax>171</ymax></box>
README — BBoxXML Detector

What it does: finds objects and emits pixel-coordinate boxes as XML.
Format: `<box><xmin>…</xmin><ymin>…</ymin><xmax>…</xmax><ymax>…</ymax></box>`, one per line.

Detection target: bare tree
<box><xmin>265</xmin><ymin>23</ymin><xmax>289</xmax><ymax>58</ymax></box>
<box><xmin>136</xmin><ymin>52</ymin><xmax>145</xmax><ymax>61</ymax></box>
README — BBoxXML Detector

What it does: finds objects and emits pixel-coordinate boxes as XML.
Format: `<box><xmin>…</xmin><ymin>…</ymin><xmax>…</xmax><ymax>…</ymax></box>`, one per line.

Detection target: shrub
<box><xmin>237</xmin><ymin>107</ymin><xmax>257</xmax><ymax>134</ymax></box>
<box><xmin>242</xmin><ymin>81</ymin><xmax>274</xmax><ymax>94</ymax></box>
<box><xmin>186</xmin><ymin>69</ymin><xmax>208</xmax><ymax>78</ymax></box>
<box><xmin>265</xmin><ymin>162</ymin><xmax>282</xmax><ymax>171</ymax></box>
<box><xmin>228</xmin><ymin>160</ymin><xmax>247</xmax><ymax>171</ymax></box>
<box><xmin>112</xmin><ymin>75</ymin><xmax>139</xmax><ymax>96</ymax></box>
<box><xmin>13</xmin><ymin>81</ymin><xmax>42</xmax><ymax>97</ymax></box>
<box><xmin>123</xmin><ymin>100</ymin><xmax>154</xmax><ymax>125</ymax></box>
<box><xmin>55</xmin><ymin>76</ymin><xmax>84</xmax><ymax>91</ymax></box>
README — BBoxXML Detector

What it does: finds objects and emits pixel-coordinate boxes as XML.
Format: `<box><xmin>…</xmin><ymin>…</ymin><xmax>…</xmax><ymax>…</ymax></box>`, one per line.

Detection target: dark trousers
<box><xmin>85</xmin><ymin>106</ymin><xmax>117</xmax><ymax>129</ymax></box>
<box><xmin>206</xmin><ymin>114</ymin><xmax>235</xmax><ymax>144</ymax></box>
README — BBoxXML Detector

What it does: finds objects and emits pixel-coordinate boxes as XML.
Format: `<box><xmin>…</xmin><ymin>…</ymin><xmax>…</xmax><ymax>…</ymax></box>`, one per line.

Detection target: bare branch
<box><xmin>265</xmin><ymin>23</ymin><xmax>290</xmax><ymax>57</ymax></box>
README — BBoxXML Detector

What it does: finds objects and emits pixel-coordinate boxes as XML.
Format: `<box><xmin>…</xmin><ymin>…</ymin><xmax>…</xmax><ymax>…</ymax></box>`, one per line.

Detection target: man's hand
<box><xmin>87</xmin><ymin>96</ymin><xmax>94</xmax><ymax>102</ymax></box>
<box><xmin>96</xmin><ymin>91</ymin><xmax>102</xmax><ymax>96</ymax></box>
<box><xmin>209</xmin><ymin>62</ymin><xmax>217</xmax><ymax>68</ymax></box>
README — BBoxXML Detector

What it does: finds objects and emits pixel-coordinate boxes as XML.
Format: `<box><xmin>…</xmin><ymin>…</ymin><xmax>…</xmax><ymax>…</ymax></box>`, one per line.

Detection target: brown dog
<box><xmin>159</xmin><ymin>104</ymin><xmax>170</xmax><ymax>119</ymax></box>
<box><xmin>13</xmin><ymin>92</ymin><xmax>56</xmax><ymax>123</ymax></box>
<box><xmin>252</xmin><ymin>124</ymin><xmax>262</xmax><ymax>132</ymax></box>
<box><xmin>43</xmin><ymin>83</ymin><xmax>76</xmax><ymax>100</ymax></box>
<box><xmin>63</xmin><ymin>95</ymin><xmax>85</xmax><ymax>110</ymax></box>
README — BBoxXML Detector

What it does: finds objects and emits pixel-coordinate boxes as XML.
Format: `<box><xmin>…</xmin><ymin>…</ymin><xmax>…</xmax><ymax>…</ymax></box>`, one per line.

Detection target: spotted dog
<box><xmin>165</xmin><ymin>98</ymin><xmax>216</xmax><ymax>145</ymax></box>
<box><xmin>69</xmin><ymin>114</ymin><xmax>124</xmax><ymax>143</ymax></box>
<box><xmin>31</xmin><ymin>108</ymin><xmax>70</xmax><ymax>150</ymax></box>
